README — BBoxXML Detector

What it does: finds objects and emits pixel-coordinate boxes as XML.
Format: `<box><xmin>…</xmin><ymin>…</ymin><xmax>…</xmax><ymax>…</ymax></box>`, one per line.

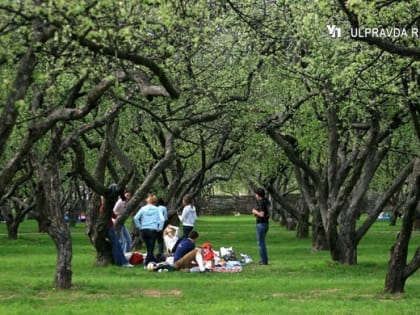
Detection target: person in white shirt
<box><xmin>113</xmin><ymin>191</ymin><xmax>132</xmax><ymax>253</ymax></box>
<box><xmin>163</xmin><ymin>224</ymin><xmax>179</xmax><ymax>255</ymax></box>
<box><xmin>178</xmin><ymin>195</ymin><xmax>197</xmax><ymax>240</ymax></box>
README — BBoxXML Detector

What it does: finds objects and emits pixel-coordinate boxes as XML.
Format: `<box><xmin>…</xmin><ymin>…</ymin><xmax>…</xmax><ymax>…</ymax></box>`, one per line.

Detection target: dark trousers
<box><xmin>141</xmin><ymin>229</ymin><xmax>157</xmax><ymax>265</ymax></box>
<box><xmin>182</xmin><ymin>225</ymin><xmax>194</xmax><ymax>239</ymax></box>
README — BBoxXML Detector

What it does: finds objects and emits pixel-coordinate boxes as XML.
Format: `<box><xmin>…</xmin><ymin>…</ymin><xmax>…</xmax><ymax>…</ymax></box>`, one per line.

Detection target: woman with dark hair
<box><xmin>251</xmin><ymin>188</ymin><xmax>270</xmax><ymax>265</ymax></box>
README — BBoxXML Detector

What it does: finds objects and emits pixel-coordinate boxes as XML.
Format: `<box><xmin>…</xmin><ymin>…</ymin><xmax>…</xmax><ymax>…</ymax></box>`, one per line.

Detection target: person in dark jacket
<box><xmin>173</xmin><ymin>231</ymin><xmax>206</xmax><ymax>272</ymax></box>
<box><xmin>251</xmin><ymin>188</ymin><xmax>270</xmax><ymax>265</ymax></box>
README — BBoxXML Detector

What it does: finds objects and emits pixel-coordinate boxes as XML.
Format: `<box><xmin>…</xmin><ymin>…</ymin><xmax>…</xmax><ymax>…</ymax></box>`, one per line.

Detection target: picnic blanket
<box><xmin>213</xmin><ymin>266</ymin><xmax>243</xmax><ymax>273</ymax></box>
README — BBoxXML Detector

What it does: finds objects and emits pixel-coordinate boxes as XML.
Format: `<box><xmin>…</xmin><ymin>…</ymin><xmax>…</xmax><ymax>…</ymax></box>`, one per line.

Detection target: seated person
<box><xmin>173</xmin><ymin>230</ymin><xmax>206</xmax><ymax>272</ymax></box>
<box><xmin>164</xmin><ymin>224</ymin><xmax>179</xmax><ymax>255</ymax></box>
<box><xmin>200</xmin><ymin>242</ymin><xmax>216</xmax><ymax>270</ymax></box>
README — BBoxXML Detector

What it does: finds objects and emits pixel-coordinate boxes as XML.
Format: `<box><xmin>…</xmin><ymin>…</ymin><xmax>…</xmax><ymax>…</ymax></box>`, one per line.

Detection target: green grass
<box><xmin>0</xmin><ymin>216</ymin><xmax>419</xmax><ymax>315</ymax></box>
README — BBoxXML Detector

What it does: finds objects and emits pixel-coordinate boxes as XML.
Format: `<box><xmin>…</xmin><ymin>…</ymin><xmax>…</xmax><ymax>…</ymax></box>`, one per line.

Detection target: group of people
<box><xmin>101</xmin><ymin>189</ymin><xmax>169</xmax><ymax>268</ymax></box>
<box><xmin>170</xmin><ymin>187</ymin><xmax>270</xmax><ymax>271</ymax></box>
<box><xmin>106</xmin><ymin>187</ymin><xmax>270</xmax><ymax>270</ymax></box>
<box><xmin>107</xmin><ymin>191</ymin><xmax>198</xmax><ymax>269</ymax></box>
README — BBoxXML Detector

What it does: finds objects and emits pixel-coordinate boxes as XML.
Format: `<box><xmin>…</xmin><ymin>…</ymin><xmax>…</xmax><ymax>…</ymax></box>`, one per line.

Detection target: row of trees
<box><xmin>0</xmin><ymin>1</ymin><xmax>418</xmax><ymax>293</ymax></box>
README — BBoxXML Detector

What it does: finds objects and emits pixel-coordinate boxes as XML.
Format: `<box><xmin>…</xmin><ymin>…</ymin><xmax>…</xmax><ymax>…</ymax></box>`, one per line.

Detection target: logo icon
<box><xmin>327</xmin><ymin>25</ymin><xmax>342</xmax><ymax>38</ymax></box>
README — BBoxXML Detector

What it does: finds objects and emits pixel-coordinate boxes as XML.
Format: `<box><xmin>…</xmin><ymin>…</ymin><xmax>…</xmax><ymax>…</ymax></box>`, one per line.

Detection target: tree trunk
<box><xmin>131</xmin><ymin>228</ymin><xmax>143</xmax><ymax>251</ymax></box>
<box><xmin>34</xmin><ymin>182</ymin><xmax>50</xmax><ymax>233</ymax></box>
<box><xmin>384</xmin><ymin>160</ymin><xmax>420</xmax><ymax>294</ymax></box>
<box><xmin>296</xmin><ymin>204</ymin><xmax>309</xmax><ymax>239</ymax></box>
<box><xmin>93</xmin><ymin>230</ymin><xmax>113</xmax><ymax>266</ymax></box>
<box><xmin>51</xmin><ymin>227</ymin><xmax>73</xmax><ymax>289</ymax></box>
<box><xmin>37</xmin><ymin>156</ymin><xmax>73</xmax><ymax>289</ymax></box>
<box><xmin>384</xmin><ymin>242</ymin><xmax>408</xmax><ymax>294</ymax></box>
<box><xmin>414</xmin><ymin>219</ymin><xmax>420</xmax><ymax>230</ymax></box>
<box><xmin>1</xmin><ymin>197</ymin><xmax>34</xmax><ymax>240</ymax></box>
<box><xmin>87</xmin><ymin>196</ymin><xmax>114</xmax><ymax>266</ymax></box>
<box><xmin>285</xmin><ymin>217</ymin><xmax>297</xmax><ymax>230</ymax></box>
<box><xmin>91</xmin><ymin>223</ymin><xmax>113</xmax><ymax>266</ymax></box>
<box><xmin>332</xmin><ymin>218</ymin><xmax>357</xmax><ymax>264</ymax></box>
<box><xmin>36</xmin><ymin>218</ymin><xmax>50</xmax><ymax>233</ymax></box>
<box><xmin>6</xmin><ymin>219</ymin><xmax>19</xmax><ymax>240</ymax></box>
<box><xmin>311</xmin><ymin>208</ymin><xmax>328</xmax><ymax>251</ymax></box>
<box><xmin>271</xmin><ymin>200</ymin><xmax>284</xmax><ymax>223</ymax></box>
<box><xmin>389</xmin><ymin>210</ymin><xmax>399</xmax><ymax>226</ymax></box>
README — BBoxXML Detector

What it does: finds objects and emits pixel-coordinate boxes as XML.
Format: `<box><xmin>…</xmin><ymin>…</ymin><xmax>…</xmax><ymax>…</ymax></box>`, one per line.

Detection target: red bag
<box><xmin>129</xmin><ymin>252</ymin><xmax>144</xmax><ymax>265</ymax></box>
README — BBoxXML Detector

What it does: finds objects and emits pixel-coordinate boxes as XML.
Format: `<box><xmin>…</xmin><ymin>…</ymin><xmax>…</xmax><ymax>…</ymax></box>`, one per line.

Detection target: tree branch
<box><xmin>75</xmin><ymin>37</ymin><xmax>180</xmax><ymax>99</ymax></box>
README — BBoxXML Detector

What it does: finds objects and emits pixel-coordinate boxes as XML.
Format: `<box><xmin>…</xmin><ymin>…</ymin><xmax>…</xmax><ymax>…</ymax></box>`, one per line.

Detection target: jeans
<box><xmin>256</xmin><ymin>223</ymin><xmax>269</xmax><ymax>264</ymax></box>
<box><xmin>117</xmin><ymin>225</ymin><xmax>132</xmax><ymax>253</ymax></box>
<box><xmin>107</xmin><ymin>227</ymin><xmax>129</xmax><ymax>266</ymax></box>
<box><xmin>141</xmin><ymin>229</ymin><xmax>157</xmax><ymax>265</ymax></box>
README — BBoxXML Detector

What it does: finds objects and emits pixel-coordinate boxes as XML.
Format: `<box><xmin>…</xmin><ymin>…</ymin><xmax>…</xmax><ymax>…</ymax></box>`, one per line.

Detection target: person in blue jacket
<box><xmin>134</xmin><ymin>194</ymin><xmax>164</xmax><ymax>266</ymax></box>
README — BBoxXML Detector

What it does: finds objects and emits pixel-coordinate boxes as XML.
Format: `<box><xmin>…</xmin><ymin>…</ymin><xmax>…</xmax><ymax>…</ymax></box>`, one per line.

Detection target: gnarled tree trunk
<box><xmin>37</xmin><ymin>158</ymin><xmax>73</xmax><ymax>289</ymax></box>
<box><xmin>87</xmin><ymin>194</ymin><xmax>116</xmax><ymax>266</ymax></box>
<box><xmin>5</xmin><ymin>215</ymin><xmax>19</xmax><ymax>240</ymax></box>
<box><xmin>296</xmin><ymin>200</ymin><xmax>310</xmax><ymax>239</ymax></box>
<box><xmin>311</xmin><ymin>208</ymin><xmax>328</xmax><ymax>251</ymax></box>
<box><xmin>333</xmin><ymin>216</ymin><xmax>358</xmax><ymax>264</ymax></box>
<box><xmin>384</xmin><ymin>159</ymin><xmax>420</xmax><ymax>294</ymax></box>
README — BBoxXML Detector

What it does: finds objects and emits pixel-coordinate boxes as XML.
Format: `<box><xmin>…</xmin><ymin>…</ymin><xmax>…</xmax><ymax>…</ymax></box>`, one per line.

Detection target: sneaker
<box><xmin>258</xmin><ymin>261</ymin><xmax>268</xmax><ymax>265</ymax></box>
<box><xmin>122</xmin><ymin>263</ymin><xmax>134</xmax><ymax>268</ymax></box>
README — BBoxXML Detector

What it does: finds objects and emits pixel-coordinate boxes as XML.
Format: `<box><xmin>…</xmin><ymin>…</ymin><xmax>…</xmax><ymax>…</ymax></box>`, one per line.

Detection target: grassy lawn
<box><xmin>0</xmin><ymin>215</ymin><xmax>419</xmax><ymax>315</ymax></box>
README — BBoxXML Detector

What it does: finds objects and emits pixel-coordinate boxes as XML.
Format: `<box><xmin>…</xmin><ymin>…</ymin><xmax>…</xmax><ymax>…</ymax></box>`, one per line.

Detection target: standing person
<box><xmin>251</xmin><ymin>188</ymin><xmax>270</xmax><ymax>265</ymax></box>
<box><xmin>156</xmin><ymin>197</ymin><xmax>168</xmax><ymax>259</ymax></box>
<box><xmin>113</xmin><ymin>190</ymin><xmax>132</xmax><ymax>253</ymax></box>
<box><xmin>178</xmin><ymin>195</ymin><xmax>197</xmax><ymax>240</ymax></box>
<box><xmin>173</xmin><ymin>231</ymin><xmax>206</xmax><ymax>272</ymax></box>
<box><xmin>133</xmin><ymin>194</ymin><xmax>164</xmax><ymax>267</ymax></box>
<box><xmin>99</xmin><ymin>196</ymin><xmax>133</xmax><ymax>268</ymax></box>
